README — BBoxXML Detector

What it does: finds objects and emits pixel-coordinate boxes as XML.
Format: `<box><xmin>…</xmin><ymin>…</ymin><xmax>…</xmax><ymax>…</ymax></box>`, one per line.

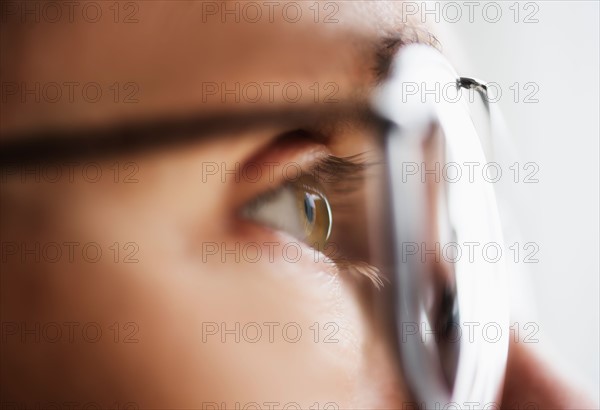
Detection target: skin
<box><xmin>0</xmin><ymin>1</ymin><xmax>597</xmax><ymax>409</ymax></box>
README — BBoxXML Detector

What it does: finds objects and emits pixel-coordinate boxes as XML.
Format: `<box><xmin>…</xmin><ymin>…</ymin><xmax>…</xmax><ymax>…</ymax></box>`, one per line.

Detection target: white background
<box><xmin>429</xmin><ymin>0</ymin><xmax>599</xmax><ymax>402</ymax></box>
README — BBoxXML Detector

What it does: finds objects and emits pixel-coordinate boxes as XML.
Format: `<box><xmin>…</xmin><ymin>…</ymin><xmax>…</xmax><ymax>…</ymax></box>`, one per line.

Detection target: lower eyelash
<box><xmin>336</xmin><ymin>259</ymin><xmax>386</xmax><ymax>289</ymax></box>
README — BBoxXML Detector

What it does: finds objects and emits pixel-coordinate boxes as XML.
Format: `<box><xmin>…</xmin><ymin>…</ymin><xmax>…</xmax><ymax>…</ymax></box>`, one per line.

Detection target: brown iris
<box><xmin>293</xmin><ymin>175</ymin><xmax>332</xmax><ymax>252</ymax></box>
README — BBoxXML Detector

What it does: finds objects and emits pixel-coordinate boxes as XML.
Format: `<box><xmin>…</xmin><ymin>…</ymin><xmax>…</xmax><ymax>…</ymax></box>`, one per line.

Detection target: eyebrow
<box><xmin>373</xmin><ymin>31</ymin><xmax>439</xmax><ymax>82</ymax></box>
<box><xmin>0</xmin><ymin>104</ymin><xmax>382</xmax><ymax>164</ymax></box>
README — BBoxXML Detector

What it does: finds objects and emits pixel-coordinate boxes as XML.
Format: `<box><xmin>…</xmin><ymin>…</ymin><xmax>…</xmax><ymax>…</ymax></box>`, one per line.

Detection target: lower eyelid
<box><xmin>235</xmin><ymin>213</ymin><xmax>384</xmax><ymax>303</ymax></box>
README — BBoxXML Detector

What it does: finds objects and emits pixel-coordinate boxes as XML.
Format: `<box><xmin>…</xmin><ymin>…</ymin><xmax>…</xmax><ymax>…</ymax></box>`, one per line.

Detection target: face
<box><xmin>0</xmin><ymin>2</ymin><xmax>420</xmax><ymax>408</ymax></box>
<box><xmin>1</xmin><ymin>2</ymin><xmax>595</xmax><ymax>410</ymax></box>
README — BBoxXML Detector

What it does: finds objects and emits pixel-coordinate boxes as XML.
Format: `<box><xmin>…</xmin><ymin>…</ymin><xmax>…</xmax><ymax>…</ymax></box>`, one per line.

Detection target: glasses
<box><xmin>371</xmin><ymin>44</ymin><xmax>509</xmax><ymax>408</ymax></box>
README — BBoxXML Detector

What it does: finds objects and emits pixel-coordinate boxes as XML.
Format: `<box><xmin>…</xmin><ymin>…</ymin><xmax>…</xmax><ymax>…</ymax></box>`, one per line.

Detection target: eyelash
<box><xmin>307</xmin><ymin>154</ymin><xmax>370</xmax><ymax>187</ymax></box>
<box><xmin>305</xmin><ymin>154</ymin><xmax>384</xmax><ymax>289</ymax></box>
<box><xmin>241</xmin><ymin>146</ymin><xmax>384</xmax><ymax>289</ymax></box>
<box><xmin>243</xmin><ymin>153</ymin><xmax>370</xmax><ymax>212</ymax></box>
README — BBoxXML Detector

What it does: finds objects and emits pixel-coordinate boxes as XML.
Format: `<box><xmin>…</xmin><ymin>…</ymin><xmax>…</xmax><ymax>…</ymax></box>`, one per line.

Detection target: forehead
<box><xmin>0</xmin><ymin>1</ymin><xmax>424</xmax><ymax>136</ymax></box>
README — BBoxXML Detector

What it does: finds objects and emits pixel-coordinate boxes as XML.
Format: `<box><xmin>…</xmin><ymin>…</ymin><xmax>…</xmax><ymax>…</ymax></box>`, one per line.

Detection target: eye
<box><xmin>242</xmin><ymin>174</ymin><xmax>333</xmax><ymax>251</ymax></box>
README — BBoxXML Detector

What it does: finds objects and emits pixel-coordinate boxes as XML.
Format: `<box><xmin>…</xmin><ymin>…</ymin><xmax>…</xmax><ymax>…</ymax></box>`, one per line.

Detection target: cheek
<box><xmin>0</xmin><ymin>182</ymin><xmax>367</xmax><ymax>408</ymax></box>
<box><xmin>185</xmin><ymin>227</ymin><xmax>367</xmax><ymax>408</ymax></box>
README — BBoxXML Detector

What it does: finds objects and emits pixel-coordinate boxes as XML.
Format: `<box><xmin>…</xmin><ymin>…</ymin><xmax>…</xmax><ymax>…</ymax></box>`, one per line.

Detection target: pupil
<box><xmin>304</xmin><ymin>194</ymin><xmax>316</xmax><ymax>224</ymax></box>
